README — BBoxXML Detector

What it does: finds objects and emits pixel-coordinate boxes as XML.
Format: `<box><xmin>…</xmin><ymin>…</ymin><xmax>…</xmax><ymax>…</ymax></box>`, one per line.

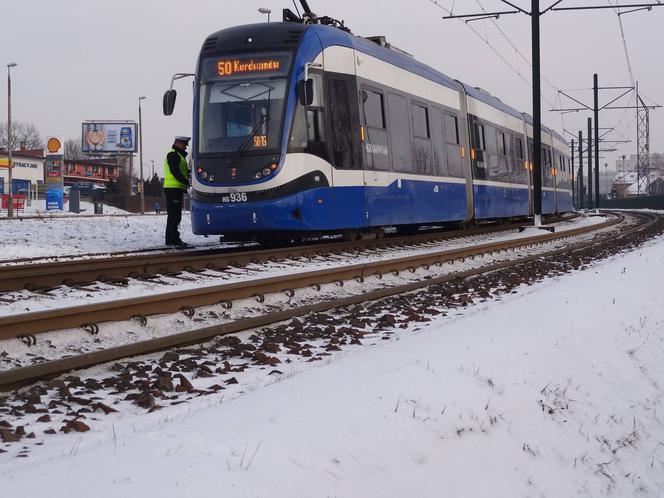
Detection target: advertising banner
<box><xmin>82</xmin><ymin>121</ymin><xmax>137</xmax><ymax>153</ymax></box>
<box><xmin>45</xmin><ymin>137</ymin><xmax>64</xmax><ymax>210</ymax></box>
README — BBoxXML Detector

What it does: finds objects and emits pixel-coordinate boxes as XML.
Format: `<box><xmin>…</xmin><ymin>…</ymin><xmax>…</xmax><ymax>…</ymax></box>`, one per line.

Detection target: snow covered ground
<box><xmin>1</xmin><ymin>229</ymin><xmax>664</xmax><ymax>496</ymax></box>
<box><xmin>0</xmin><ymin>198</ymin><xmax>130</xmax><ymax>218</ymax></box>
<box><xmin>0</xmin><ymin>210</ymin><xmax>605</xmax><ymax>262</ymax></box>
<box><xmin>0</xmin><ymin>202</ymin><xmax>216</xmax><ymax>261</ymax></box>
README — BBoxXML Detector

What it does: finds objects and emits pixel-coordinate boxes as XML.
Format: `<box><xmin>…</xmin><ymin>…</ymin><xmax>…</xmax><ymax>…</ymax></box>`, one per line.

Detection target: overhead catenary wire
<box><xmin>604</xmin><ymin>0</ymin><xmax>662</xmax><ymax>153</ymax></box>
<box><xmin>608</xmin><ymin>0</ymin><xmax>636</xmax><ymax>86</ymax></box>
<box><xmin>472</xmin><ymin>0</ymin><xmax>561</xmax><ymax>96</ymax></box>
<box><xmin>603</xmin><ymin>0</ymin><xmax>637</xmax><ymax>153</ymax></box>
<box><xmin>473</xmin><ymin>0</ymin><xmax>568</xmax><ymax>134</ymax></box>
<box><xmin>426</xmin><ymin>0</ymin><xmax>559</xmax><ymax>110</ymax></box>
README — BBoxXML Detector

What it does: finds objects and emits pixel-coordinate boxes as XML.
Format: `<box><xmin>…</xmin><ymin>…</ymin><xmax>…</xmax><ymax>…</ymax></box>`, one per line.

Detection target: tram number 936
<box><xmin>222</xmin><ymin>192</ymin><xmax>248</xmax><ymax>203</ymax></box>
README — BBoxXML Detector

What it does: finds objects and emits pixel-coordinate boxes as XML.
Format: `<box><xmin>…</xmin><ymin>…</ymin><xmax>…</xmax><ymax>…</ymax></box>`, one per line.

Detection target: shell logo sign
<box><xmin>46</xmin><ymin>137</ymin><xmax>63</xmax><ymax>154</ymax></box>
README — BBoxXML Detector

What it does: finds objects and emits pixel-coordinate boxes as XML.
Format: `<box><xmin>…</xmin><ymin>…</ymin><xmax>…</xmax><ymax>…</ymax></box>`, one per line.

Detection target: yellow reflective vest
<box><xmin>163</xmin><ymin>148</ymin><xmax>189</xmax><ymax>190</ymax></box>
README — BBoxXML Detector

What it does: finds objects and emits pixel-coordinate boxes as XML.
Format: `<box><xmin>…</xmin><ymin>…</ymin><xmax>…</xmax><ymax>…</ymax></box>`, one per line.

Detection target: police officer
<box><xmin>164</xmin><ymin>136</ymin><xmax>191</xmax><ymax>246</ymax></box>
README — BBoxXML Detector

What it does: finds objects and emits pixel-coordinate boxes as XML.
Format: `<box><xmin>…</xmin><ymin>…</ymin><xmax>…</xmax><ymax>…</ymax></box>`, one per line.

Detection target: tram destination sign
<box><xmin>203</xmin><ymin>53</ymin><xmax>291</xmax><ymax>81</ymax></box>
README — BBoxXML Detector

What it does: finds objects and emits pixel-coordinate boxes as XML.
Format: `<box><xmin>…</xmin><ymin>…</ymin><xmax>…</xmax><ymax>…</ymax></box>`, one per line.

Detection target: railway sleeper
<box><xmin>105</xmin><ymin>279</ymin><xmax>130</xmax><ymax>287</ymax></box>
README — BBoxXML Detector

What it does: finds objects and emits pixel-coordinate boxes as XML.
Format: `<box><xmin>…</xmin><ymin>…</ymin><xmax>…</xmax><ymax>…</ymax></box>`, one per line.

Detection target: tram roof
<box><xmin>203</xmin><ymin>23</ymin><xmax>564</xmax><ymax>139</ymax></box>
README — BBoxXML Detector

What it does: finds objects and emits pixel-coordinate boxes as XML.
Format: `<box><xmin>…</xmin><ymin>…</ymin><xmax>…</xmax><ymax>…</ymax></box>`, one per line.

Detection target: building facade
<box><xmin>64</xmin><ymin>158</ymin><xmax>122</xmax><ymax>187</ymax></box>
<box><xmin>0</xmin><ymin>147</ymin><xmax>45</xmax><ymax>195</ymax></box>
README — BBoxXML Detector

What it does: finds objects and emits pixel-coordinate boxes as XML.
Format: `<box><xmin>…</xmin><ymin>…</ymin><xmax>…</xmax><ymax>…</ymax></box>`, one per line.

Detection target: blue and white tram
<box><xmin>164</xmin><ymin>15</ymin><xmax>573</xmax><ymax>240</ymax></box>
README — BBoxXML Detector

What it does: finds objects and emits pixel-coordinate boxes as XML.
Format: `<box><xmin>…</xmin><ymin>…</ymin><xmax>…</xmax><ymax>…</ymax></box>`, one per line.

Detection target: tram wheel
<box><xmin>342</xmin><ymin>229</ymin><xmax>359</xmax><ymax>242</ymax></box>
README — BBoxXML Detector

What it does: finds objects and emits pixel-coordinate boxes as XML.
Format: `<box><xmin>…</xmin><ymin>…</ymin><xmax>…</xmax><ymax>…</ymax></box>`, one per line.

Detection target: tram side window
<box><xmin>328</xmin><ymin>78</ymin><xmax>361</xmax><ymax>169</ymax></box>
<box><xmin>387</xmin><ymin>93</ymin><xmax>412</xmax><ymax>172</ymax></box>
<box><xmin>542</xmin><ymin>147</ymin><xmax>553</xmax><ymax>187</ymax></box>
<box><xmin>364</xmin><ymin>90</ymin><xmax>385</xmax><ymax>129</ymax></box>
<box><xmin>473</xmin><ymin>122</ymin><xmax>487</xmax><ymax>180</ymax></box>
<box><xmin>411</xmin><ymin>104</ymin><xmax>429</xmax><ymax>138</ymax></box>
<box><xmin>474</xmin><ymin>123</ymin><xmax>486</xmax><ymax>150</ymax></box>
<box><xmin>507</xmin><ymin>133</ymin><xmax>517</xmax><ymax>183</ymax></box>
<box><xmin>558</xmin><ymin>152</ymin><xmax>564</xmax><ymax>185</ymax></box>
<box><xmin>445</xmin><ymin>114</ymin><xmax>459</xmax><ymax>145</ymax></box>
<box><xmin>361</xmin><ymin>88</ymin><xmax>390</xmax><ymax>171</ymax></box>
<box><xmin>288</xmin><ymin>99</ymin><xmax>328</xmax><ymax>161</ymax></box>
<box><xmin>558</xmin><ymin>153</ymin><xmax>567</xmax><ymax>188</ymax></box>
<box><xmin>444</xmin><ymin>113</ymin><xmax>463</xmax><ymax>177</ymax></box>
<box><xmin>484</xmin><ymin>125</ymin><xmax>499</xmax><ymax>181</ymax></box>
<box><xmin>429</xmin><ymin>107</ymin><xmax>447</xmax><ymax>176</ymax></box>
<box><xmin>496</xmin><ymin>131</ymin><xmax>510</xmax><ymax>183</ymax></box>
<box><xmin>514</xmin><ymin>136</ymin><xmax>526</xmax><ymax>184</ymax></box>
<box><xmin>411</xmin><ymin>103</ymin><xmax>433</xmax><ymax>174</ymax></box>
<box><xmin>565</xmin><ymin>157</ymin><xmax>572</xmax><ymax>188</ymax></box>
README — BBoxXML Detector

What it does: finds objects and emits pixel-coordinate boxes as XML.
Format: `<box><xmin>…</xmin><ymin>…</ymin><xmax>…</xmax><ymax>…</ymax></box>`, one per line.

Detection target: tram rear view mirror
<box><xmin>297</xmin><ymin>79</ymin><xmax>314</xmax><ymax>106</ymax></box>
<box><xmin>163</xmin><ymin>89</ymin><xmax>177</xmax><ymax>116</ymax></box>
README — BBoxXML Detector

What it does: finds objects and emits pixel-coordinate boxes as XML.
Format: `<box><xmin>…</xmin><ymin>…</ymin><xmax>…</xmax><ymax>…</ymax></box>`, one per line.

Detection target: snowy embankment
<box><xmin>0</xmin><ymin>205</ymin><xmax>214</xmax><ymax>261</ymax></box>
<box><xmin>0</xmin><ymin>199</ymin><xmax>129</xmax><ymax>218</ymax></box>
<box><xmin>1</xmin><ymin>239</ymin><xmax>663</xmax><ymax>496</ymax></box>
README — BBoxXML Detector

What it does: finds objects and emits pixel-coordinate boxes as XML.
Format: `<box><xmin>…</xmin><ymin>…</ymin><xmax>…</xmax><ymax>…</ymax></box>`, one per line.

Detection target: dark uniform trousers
<box><xmin>164</xmin><ymin>188</ymin><xmax>185</xmax><ymax>244</ymax></box>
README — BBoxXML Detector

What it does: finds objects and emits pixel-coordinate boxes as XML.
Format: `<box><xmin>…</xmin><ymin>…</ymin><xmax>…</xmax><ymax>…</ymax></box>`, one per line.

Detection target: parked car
<box><xmin>70</xmin><ymin>183</ymin><xmax>105</xmax><ymax>197</ymax></box>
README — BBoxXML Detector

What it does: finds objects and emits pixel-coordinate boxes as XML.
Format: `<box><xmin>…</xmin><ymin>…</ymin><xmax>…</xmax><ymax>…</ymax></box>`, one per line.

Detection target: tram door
<box><xmin>325</xmin><ymin>72</ymin><xmax>366</xmax><ymax>228</ymax></box>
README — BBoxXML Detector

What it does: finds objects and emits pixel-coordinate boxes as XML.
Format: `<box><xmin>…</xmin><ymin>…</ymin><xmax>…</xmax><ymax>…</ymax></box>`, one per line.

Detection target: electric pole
<box><xmin>443</xmin><ymin>1</ymin><xmax>663</xmax><ymax>222</ymax></box>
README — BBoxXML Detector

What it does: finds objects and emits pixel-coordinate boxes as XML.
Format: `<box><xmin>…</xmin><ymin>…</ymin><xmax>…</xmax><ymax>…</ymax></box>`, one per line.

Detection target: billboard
<box><xmin>82</xmin><ymin>121</ymin><xmax>137</xmax><ymax>154</ymax></box>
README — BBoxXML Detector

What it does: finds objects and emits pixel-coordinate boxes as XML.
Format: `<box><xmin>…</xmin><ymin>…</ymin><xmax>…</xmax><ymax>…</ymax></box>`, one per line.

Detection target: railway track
<box><xmin>1</xmin><ymin>210</ymin><xmax>652</xmax><ymax>392</ymax></box>
<box><xmin>0</xmin><ymin>215</ymin><xmax>574</xmax><ymax>293</ymax></box>
<box><xmin>0</xmin><ymin>213</ymin><xmax>610</xmax><ymax>339</ymax></box>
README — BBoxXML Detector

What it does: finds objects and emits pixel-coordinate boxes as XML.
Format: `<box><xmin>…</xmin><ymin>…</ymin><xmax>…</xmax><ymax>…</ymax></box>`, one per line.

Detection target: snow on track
<box><xmin>1</xmin><ymin>233</ymin><xmax>664</xmax><ymax>496</ymax></box>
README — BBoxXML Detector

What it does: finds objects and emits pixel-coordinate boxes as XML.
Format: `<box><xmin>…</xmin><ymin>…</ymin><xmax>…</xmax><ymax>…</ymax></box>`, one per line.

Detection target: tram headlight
<box><xmin>262</xmin><ymin>167</ymin><xmax>272</xmax><ymax>176</ymax></box>
<box><xmin>197</xmin><ymin>166</ymin><xmax>210</xmax><ymax>180</ymax></box>
<box><xmin>254</xmin><ymin>172</ymin><xmax>263</xmax><ymax>180</ymax></box>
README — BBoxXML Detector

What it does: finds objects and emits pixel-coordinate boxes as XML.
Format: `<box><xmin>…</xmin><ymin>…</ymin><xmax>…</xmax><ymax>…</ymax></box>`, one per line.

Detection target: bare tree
<box><xmin>0</xmin><ymin>121</ymin><xmax>44</xmax><ymax>150</ymax></box>
<box><xmin>64</xmin><ymin>138</ymin><xmax>83</xmax><ymax>160</ymax></box>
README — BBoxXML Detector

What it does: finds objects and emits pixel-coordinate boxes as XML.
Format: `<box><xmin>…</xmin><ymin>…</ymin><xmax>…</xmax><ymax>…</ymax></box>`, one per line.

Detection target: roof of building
<box><xmin>65</xmin><ymin>158</ymin><xmax>120</xmax><ymax>167</ymax></box>
<box><xmin>613</xmin><ymin>170</ymin><xmax>663</xmax><ymax>195</ymax></box>
<box><xmin>0</xmin><ymin>148</ymin><xmax>45</xmax><ymax>159</ymax></box>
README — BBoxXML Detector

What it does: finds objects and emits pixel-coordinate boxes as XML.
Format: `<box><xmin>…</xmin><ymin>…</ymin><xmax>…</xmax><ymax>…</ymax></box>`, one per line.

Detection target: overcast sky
<box><xmin>1</xmin><ymin>0</ymin><xmax>662</xmax><ymax>174</ymax></box>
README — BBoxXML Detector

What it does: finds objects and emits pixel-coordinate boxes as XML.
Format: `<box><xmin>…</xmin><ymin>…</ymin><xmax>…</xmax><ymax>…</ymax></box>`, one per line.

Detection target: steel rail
<box><xmin>0</xmin><ymin>214</ymin><xmax>619</xmax><ymax>339</ymax></box>
<box><xmin>0</xmin><ymin>211</ymin><xmax>655</xmax><ymax>392</ymax></box>
<box><xmin>0</xmin><ymin>215</ymin><xmax>576</xmax><ymax>292</ymax></box>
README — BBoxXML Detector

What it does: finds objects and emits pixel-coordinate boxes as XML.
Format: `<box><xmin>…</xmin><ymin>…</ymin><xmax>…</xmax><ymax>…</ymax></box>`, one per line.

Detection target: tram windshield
<box><xmin>198</xmin><ymin>53</ymin><xmax>291</xmax><ymax>156</ymax></box>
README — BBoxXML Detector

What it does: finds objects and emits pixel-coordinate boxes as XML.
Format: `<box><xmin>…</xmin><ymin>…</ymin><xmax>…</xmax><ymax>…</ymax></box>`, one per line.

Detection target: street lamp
<box><xmin>6</xmin><ymin>62</ymin><xmax>17</xmax><ymax>218</ymax></box>
<box><xmin>138</xmin><ymin>96</ymin><xmax>146</xmax><ymax>214</ymax></box>
<box><xmin>604</xmin><ymin>163</ymin><xmax>608</xmax><ymax>201</ymax></box>
<box><xmin>258</xmin><ymin>7</ymin><xmax>271</xmax><ymax>22</ymax></box>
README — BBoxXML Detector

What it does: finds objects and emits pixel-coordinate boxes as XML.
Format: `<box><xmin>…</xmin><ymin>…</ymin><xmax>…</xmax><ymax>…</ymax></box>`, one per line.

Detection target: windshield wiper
<box><xmin>230</xmin><ymin>111</ymin><xmax>271</xmax><ymax>164</ymax></box>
